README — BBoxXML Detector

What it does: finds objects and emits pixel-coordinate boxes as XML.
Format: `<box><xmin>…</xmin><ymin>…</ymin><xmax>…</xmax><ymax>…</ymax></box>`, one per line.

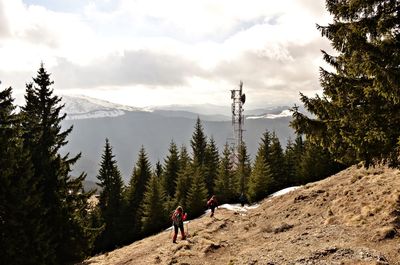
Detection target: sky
<box><xmin>0</xmin><ymin>0</ymin><xmax>333</xmax><ymax>109</ymax></box>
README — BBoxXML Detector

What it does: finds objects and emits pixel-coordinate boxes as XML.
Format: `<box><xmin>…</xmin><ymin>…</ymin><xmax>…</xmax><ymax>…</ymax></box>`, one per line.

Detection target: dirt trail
<box><xmin>80</xmin><ymin>165</ymin><xmax>400</xmax><ymax>265</ymax></box>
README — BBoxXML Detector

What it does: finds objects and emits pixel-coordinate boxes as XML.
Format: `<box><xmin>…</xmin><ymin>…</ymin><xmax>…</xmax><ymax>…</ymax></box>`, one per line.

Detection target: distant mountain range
<box><xmin>56</xmin><ymin>95</ymin><xmax>297</xmax><ymax>183</ymax></box>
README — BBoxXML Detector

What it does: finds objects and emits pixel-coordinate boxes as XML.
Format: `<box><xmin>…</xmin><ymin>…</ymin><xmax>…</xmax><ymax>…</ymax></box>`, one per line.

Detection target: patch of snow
<box><xmin>247</xmin><ymin>109</ymin><xmax>292</xmax><ymax>120</ymax></box>
<box><xmin>270</xmin><ymin>186</ymin><xmax>301</xmax><ymax>197</ymax></box>
<box><xmin>66</xmin><ymin>109</ymin><xmax>126</xmax><ymax>120</ymax></box>
<box><xmin>219</xmin><ymin>203</ymin><xmax>260</xmax><ymax>212</ymax></box>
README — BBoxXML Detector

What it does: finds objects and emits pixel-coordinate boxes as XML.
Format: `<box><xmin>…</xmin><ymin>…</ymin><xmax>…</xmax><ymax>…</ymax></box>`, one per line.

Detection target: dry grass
<box><xmin>79</xmin><ymin>165</ymin><xmax>400</xmax><ymax>265</ymax></box>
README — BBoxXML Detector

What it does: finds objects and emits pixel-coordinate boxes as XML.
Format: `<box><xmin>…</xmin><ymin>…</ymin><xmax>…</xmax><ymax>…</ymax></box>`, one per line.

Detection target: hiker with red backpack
<box><xmin>207</xmin><ymin>195</ymin><xmax>218</xmax><ymax>217</ymax></box>
<box><xmin>171</xmin><ymin>206</ymin><xmax>187</xmax><ymax>243</ymax></box>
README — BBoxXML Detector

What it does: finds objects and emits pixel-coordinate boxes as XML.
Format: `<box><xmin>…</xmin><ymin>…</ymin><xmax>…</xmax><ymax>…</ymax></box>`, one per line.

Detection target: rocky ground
<box><xmin>79</xmin><ymin>165</ymin><xmax>400</xmax><ymax>265</ymax></box>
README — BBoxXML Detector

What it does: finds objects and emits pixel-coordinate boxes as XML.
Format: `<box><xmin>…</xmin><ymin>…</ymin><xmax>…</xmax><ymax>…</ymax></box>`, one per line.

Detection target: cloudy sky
<box><xmin>0</xmin><ymin>0</ymin><xmax>333</xmax><ymax>109</ymax></box>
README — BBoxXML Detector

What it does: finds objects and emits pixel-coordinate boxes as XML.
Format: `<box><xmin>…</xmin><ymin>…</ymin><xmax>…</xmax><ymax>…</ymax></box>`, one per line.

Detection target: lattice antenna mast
<box><xmin>230</xmin><ymin>81</ymin><xmax>246</xmax><ymax>164</ymax></box>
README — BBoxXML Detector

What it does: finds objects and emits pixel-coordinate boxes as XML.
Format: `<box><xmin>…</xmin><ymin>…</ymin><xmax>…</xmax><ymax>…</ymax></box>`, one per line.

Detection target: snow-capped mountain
<box><xmin>61</xmin><ymin>95</ymin><xmax>148</xmax><ymax>120</ymax></box>
<box><xmin>61</xmin><ymin>95</ymin><xmax>295</xmax><ymax>121</ymax></box>
<box><xmin>247</xmin><ymin>109</ymin><xmax>293</xmax><ymax>120</ymax></box>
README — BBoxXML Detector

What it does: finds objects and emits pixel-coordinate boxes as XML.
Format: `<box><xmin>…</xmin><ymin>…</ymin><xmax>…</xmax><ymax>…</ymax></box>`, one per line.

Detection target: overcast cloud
<box><xmin>0</xmin><ymin>0</ymin><xmax>332</xmax><ymax>108</ymax></box>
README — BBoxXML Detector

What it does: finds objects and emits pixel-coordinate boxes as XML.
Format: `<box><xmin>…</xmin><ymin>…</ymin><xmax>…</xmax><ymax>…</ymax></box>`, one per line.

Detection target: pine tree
<box><xmin>186</xmin><ymin>118</ymin><xmax>209</xmax><ymax>216</ymax></box>
<box><xmin>284</xmin><ymin>135</ymin><xmax>305</xmax><ymax>187</ymax></box>
<box><xmin>95</xmin><ymin>139</ymin><xmax>124</xmax><ymax>251</ymax></box>
<box><xmin>154</xmin><ymin>160</ymin><xmax>163</xmax><ymax>179</ymax></box>
<box><xmin>20</xmin><ymin>64</ymin><xmax>95</xmax><ymax>263</ymax></box>
<box><xmin>179</xmin><ymin>145</ymin><xmax>190</xmax><ymax>170</ymax></box>
<box><xmin>259</xmin><ymin>130</ymin><xmax>272</xmax><ymax>163</ymax></box>
<box><xmin>247</xmin><ymin>152</ymin><xmax>273</xmax><ymax>203</ymax></box>
<box><xmin>284</xmin><ymin>139</ymin><xmax>296</xmax><ymax>187</ymax></box>
<box><xmin>190</xmin><ymin>117</ymin><xmax>207</xmax><ymax>167</ymax></box>
<box><xmin>268</xmin><ymin>132</ymin><xmax>286</xmax><ymax>192</ymax></box>
<box><xmin>291</xmin><ymin>0</ymin><xmax>400</xmax><ymax>167</ymax></box>
<box><xmin>173</xmin><ymin>145</ymin><xmax>191</xmax><ymax>210</ymax></box>
<box><xmin>292</xmin><ymin>134</ymin><xmax>305</xmax><ymax>184</ymax></box>
<box><xmin>234</xmin><ymin>143</ymin><xmax>251</xmax><ymax>197</ymax></box>
<box><xmin>204</xmin><ymin>136</ymin><xmax>219</xmax><ymax>197</ymax></box>
<box><xmin>141</xmin><ymin>174</ymin><xmax>168</xmax><ymax>235</ymax></box>
<box><xmin>0</xmin><ymin>87</ymin><xmax>49</xmax><ymax>265</ymax></box>
<box><xmin>163</xmin><ymin>140</ymin><xmax>180</xmax><ymax>198</ymax></box>
<box><xmin>124</xmin><ymin>146</ymin><xmax>152</xmax><ymax>241</ymax></box>
<box><xmin>186</xmin><ymin>167</ymin><xmax>208</xmax><ymax>218</ymax></box>
<box><xmin>297</xmin><ymin>140</ymin><xmax>345</xmax><ymax>184</ymax></box>
<box><xmin>257</xmin><ymin>130</ymin><xmax>286</xmax><ymax>193</ymax></box>
<box><xmin>214</xmin><ymin>143</ymin><xmax>237</xmax><ymax>204</ymax></box>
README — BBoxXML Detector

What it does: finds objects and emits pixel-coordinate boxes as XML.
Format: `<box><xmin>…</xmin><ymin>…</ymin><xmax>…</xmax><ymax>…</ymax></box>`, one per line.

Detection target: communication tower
<box><xmin>230</xmin><ymin>81</ymin><xmax>246</xmax><ymax>164</ymax></box>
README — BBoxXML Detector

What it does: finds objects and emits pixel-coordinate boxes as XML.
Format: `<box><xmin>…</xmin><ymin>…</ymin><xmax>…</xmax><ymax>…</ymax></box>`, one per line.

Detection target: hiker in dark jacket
<box><xmin>171</xmin><ymin>206</ymin><xmax>187</xmax><ymax>243</ymax></box>
<box><xmin>207</xmin><ymin>195</ymin><xmax>218</xmax><ymax>217</ymax></box>
<box><xmin>239</xmin><ymin>192</ymin><xmax>247</xmax><ymax>207</ymax></box>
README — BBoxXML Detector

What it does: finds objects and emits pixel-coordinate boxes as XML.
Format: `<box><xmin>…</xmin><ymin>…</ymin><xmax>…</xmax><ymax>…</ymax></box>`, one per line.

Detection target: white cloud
<box><xmin>0</xmin><ymin>0</ymin><xmax>332</xmax><ymax>109</ymax></box>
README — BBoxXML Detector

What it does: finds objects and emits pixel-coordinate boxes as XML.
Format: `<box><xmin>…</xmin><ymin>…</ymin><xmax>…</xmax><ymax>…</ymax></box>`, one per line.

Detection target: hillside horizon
<box><xmin>58</xmin><ymin>95</ymin><xmax>297</xmax><ymax>182</ymax></box>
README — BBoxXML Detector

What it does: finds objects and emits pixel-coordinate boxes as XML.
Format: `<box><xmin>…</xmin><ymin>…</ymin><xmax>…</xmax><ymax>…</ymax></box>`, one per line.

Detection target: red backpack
<box><xmin>207</xmin><ymin>198</ymin><xmax>216</xmax><ymax>207</ymax></box>
<box><xmin>171</xmin><ymin>211</ymin><xmax>183</xmax><ymax>225</ymax></box>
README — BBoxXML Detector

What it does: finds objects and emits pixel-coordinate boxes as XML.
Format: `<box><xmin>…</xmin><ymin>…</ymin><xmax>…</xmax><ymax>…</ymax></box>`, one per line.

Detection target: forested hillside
<box><xmin>62</xmin><ymin>108</ymin><xmax>295</xmax><ymax>181</ymax></box>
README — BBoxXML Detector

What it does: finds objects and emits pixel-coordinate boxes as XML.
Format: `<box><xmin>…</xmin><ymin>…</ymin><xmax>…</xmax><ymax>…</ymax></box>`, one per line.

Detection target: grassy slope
<box><xmin>80</xmin><ymin>165</ymin><xmax>400</xmax><ymax>265</ymax></box>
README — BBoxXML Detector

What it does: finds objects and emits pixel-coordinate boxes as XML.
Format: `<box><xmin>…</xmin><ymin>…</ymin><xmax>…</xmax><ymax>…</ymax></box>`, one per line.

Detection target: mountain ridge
<box><xmin>60</xmin><ymin>95</ymin><xmax>296</xmax><ymax>182</ymax></box>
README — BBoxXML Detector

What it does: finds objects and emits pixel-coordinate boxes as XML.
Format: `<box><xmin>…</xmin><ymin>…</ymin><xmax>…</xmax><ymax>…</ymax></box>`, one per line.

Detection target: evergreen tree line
<box><xmin>93</xmin><ymin>118</ymin><xmax>345</xmax><ymax>253</ymax></box>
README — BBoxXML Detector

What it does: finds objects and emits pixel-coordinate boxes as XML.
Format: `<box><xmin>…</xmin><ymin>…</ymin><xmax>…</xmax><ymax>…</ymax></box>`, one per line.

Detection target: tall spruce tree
<box><xmin>155</xmin><ymin>160</ymin><xmax>163</xmax><ymax>179</ymax></box>
<box><xmin>291</xmin><ymin>0</ymin><xmax>400</xmax><ymax>167</ymax></box>
<box><xmin>283</xmin><ymin>134</ymin><xmax>306</xmax><ymax>186</ymax></box>
<box><xmin>204</xmin><ymin>136</ymin><xmax>219</xmax><ymax>197</ymax></box>
<box><xmin>163</xmin><ymin>140</ymin><xmax>180</xmax><ymax>198</ymax></box>
<box><xmin>124</xmin><ymin>146</ymin><xmax>152</xmax><ymax>241</ymax></box>
<box><xmin>259</xmin><ymin>130</ymin><xmax>272</xmax><ymax>163</ymax></box>
<box><xmin>186</xmin><ymin>167</ymin><xmax>208</xmax><ymax>218</ymax></box>
<box><xmin>186</xmin><ymin>118</ymin><xmax>209</xmax><ymax>216</ymax></box>
<box><xmin>268</xmin><ymin>132</ymin><xmax>286</xmax><ymax>192</ymax></box>
<box><xmin>190</xmin><ymin>117</ymin><xmax>207</xmax><ymax>167</ymax></box>
<box><xmin>234</xmin><ymin>143</ymin><xmax>251</xmax><ymax>197</ymax></box>
<box><xmin>257</xmin><ymin>130</ymin><xmax>286</xmax><ymax>192</ymax></box>
<box><xmin>214</xmin><ymin>143</ymin><xmax>237</xmax><ymax>204</ymax></box>
<box><xmin>179</xmin><ymin>145</ymin><xmax>190</xmax><ymax>170</ymax></box>
<box><xmin>247</xmin><ymin>152</ymin><xmax>273</xmax><ymax>203</ymax></box>
<box><xmin>284</xmin><ymin>138</ymin><xmax>298</xmax><ymax>187</ymax></box>
<box><xmin>141</xmin><ymin>174</ymin><xmax>168</xmax><ymax>235</ymax></box>
<box><xmin>173</xmin><ymin>145</ymin><xmax>191</xmax><ymax>210</ymax></box>
<box><xmin>0</xmin><ymin>87</ymin><xmax>49</xmax><ymax>265</ymax></box>
<box><xmin>95</xmin><ymin>139</ymin><xmax>124</xmax><ymax>251</ymax></box>
<box><xmin>20</xmin><ymin>64</ymin><xmax>95</xmax><ymax>264</ymax></box>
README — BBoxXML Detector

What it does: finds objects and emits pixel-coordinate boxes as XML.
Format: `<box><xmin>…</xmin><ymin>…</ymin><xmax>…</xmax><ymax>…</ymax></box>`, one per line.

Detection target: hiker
<box><xmin>207</xmin><ymin>195</ymin><xmax>218</xmax><ymax>217</ymax></box>
<box><xmin>239</xmin><ymin>192</ymin><xmax>247</xmax><ymax>207</ymax></box>
<box><xmin>171</xmin><ymin>206</ymin><xmax>187</xmax><ymax>243</ymax></box>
